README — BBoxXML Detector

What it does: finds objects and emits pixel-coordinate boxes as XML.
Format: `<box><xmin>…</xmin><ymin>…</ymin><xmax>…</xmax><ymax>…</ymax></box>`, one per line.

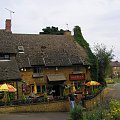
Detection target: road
<box><xmin>106</xmin><ymin>83</ymin><xmax>120</xmax><ymax>100</ymax></box>
<box><xmin>0</xmin><ymin>112</ymin><xmax>68</xmax><ymax>120</ymax></box>
<box><xmin>103</xmin><ymin>83</ymin><xmax>120</xmax><ymax>108</ymax></box>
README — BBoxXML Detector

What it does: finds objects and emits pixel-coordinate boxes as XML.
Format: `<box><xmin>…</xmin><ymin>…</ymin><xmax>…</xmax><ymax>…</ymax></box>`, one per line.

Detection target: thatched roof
<box><xmin>0</xmin><ymin>30</ymin><xmax>16</xmax><ymax>53</ymax></box>
<box><xmin>12</xmin><ymin>34</ymin><xmax>88</xmax><ymax>67</ymax></box>
<box><xmin>0</xmin><ymin>29</ymin><xmax>88</xmax><ymax>82</ymax></box>
<box><xmin>0</xmin><ymin>57</ymin><xmax>21</xmax><ymax>81</ymax></box>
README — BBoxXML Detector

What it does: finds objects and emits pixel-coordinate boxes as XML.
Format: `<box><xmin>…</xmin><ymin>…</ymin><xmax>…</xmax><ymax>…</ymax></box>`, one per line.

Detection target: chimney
<box><xmin>5</xmin><ymin>19</ymin><xmax>11</xmax><ymax>32</ymax></box>
<box><xmin>64</xmin><ymin>30</ymin><xmax>71</xmax><ymax>36</ymax></box>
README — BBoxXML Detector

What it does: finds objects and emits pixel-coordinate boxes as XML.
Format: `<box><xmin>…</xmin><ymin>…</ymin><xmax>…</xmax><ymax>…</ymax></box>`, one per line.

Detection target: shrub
<box><xmin>21</xmin><ymin>93</ymin><xmax>26</xmax><ymax>103</ymax></box>
<box><xmin>68</xmin><ymin>104</ymin><xmax>84</xmax><ymax>120</ymax></box>
<box><xmin>9</xmin><ymin>92</ymin><xmax>15</xmax><ymax>101</ymax></box>
<box><xmin>85</xmin><ymin>107</ymin><xmax>105</xmax><ymax>120</ymax></box>
<box><xmin>109</xmin><ymin>99</ymin><xmax>120</xmax><ymax>119</ymax></box>
<box><xmin>106</xmin><ymin>79</ymin><xmax>114</xmax><ymax>84</ymax></box>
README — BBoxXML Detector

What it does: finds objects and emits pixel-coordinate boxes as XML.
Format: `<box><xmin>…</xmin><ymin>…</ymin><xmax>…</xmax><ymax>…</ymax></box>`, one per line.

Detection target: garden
<box><xmin>68</xmin><ymin>99</ymin><xmax>120</xmax><ymax>120</ymax></box>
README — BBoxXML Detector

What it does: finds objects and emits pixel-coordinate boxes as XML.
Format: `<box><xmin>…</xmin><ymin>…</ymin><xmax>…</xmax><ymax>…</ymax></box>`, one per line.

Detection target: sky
<box><xmin>0</xmin><ymin>0</ymin><xmax>120</xmax><ymax>61</ymax></box>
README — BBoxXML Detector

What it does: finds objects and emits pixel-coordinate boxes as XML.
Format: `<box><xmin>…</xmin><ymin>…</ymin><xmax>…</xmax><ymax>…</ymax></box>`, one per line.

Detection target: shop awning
<box><xmin>47</xmin><ymin>74</ymin><xmax>66</xmax><ymax>82</ymax></box>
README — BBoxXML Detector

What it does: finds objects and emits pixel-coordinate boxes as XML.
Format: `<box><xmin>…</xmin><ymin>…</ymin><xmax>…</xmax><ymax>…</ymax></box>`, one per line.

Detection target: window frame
<box><xmin>0</xmin><ymin>54</ymin><xmax>10</xmax><ymax>61</ymax></box>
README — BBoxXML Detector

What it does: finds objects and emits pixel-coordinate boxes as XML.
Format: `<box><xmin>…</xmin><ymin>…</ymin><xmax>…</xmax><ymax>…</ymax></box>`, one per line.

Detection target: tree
<box><xmin>40</xmin><ymin>26</ymin><xmax>65</xmax><ymax>35</ymax></box>
<box><xmin>94</xmin><ymin>44</ymin><xmax>114</xmax><ymax>86</ymax></box>
<box><xmin>73</xmin><ymin>26</ymin><xmax>98</xmax><ymax>81</ymax></box>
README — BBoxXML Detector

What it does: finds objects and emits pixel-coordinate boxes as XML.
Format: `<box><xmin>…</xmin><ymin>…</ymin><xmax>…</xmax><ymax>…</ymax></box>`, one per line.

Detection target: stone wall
<box><xmin>83</xmin><ymin>89</ymin><xmax>105</xmax><ymax>110</ymax></box>
<box><xmin>0</xmin><ymin>100</ymin><xmax>70</xmax><ymax>113</ymax></box>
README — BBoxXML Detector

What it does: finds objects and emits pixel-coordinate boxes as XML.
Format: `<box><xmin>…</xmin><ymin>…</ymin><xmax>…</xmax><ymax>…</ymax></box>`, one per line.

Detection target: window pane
<box><xmin>0</xmin><ymin>54</ymin><xmax>10</xmax><ymax>60</ymax></box>
<box><xmin>33</xmin><ymin>67</ymin><xmax>41</xmax><ymax>73</ymax></box>
<box><xmin>42</xmin><ymin>85</ymin><xmax>46</xmax><ymax>93</ymax></box>
<box><xmin>4</xmin><ymin>55</ymin><xmax>10</xmax><ymax>59</ymax></box>
<box><xmin>37</xmin><ymin>86</ymin><xmax>41</xmax><ymax>92</ymax></box>
<box><xmin>33</xmin><ymin>67</ymin><xmax>43</xmax><ymax>73</ymax></box>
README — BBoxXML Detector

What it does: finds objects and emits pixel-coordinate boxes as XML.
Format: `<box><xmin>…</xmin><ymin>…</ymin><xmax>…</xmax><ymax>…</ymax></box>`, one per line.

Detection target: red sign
<box><xmin>69</xmin><ymin>74</ymin><xmax>85</xmax><ymax>81</ymax></box>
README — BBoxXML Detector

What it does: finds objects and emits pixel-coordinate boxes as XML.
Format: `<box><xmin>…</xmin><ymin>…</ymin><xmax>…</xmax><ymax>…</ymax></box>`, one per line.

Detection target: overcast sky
<box><xmin>0</xmin><ymin>0</ymin><xmax>120</xmax><ymax>61</ymax></box>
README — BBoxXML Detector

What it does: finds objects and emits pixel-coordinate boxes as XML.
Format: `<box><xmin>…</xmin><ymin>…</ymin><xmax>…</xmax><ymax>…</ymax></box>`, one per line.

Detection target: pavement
<box><xmin>0</xmin><ymin>112</ymin><xmax>69</xmax><ymax>120</ymax></box>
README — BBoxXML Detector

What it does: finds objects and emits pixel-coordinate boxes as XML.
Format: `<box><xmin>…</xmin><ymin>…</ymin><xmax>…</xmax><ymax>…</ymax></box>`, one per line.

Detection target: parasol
<box><xmin>85</xmin><ymin>81</ymin><xmax>100</xmax><ymax>86</ymax></box>
<box><xmin>33</xmin><ymin>82</ymin><xmax>37</xmax><ymax>94</ymax></box>
<box><xmin>72</xmin><ymin>81</ymin><xmax>76</xmax><ymax>92</ymax></box>
<box><xmin>0</xmin><ymin>83</ymin><xmax>16</xmax><ymax>105</ymax></box>
<box><xmin>0</xmin><ymin>83</ymin><xmax>16</xmax><ymax>92</ymax></box>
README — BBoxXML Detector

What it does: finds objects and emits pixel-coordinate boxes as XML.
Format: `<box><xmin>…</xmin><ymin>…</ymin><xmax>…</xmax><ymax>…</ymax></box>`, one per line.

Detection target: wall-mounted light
<box><xmin>21</xmin><ymin>68</ymin><xmax>24</xmax><ymax>71</ymax></box>
<box><xmin>88</xmin><ymin>66</ymin><xmax>90</xmax><ymax>69</ymax></box>
<box><xmin>55</xmin><ymin>67</ymin><xmax>58</xmax><ymax>71</ymax></box>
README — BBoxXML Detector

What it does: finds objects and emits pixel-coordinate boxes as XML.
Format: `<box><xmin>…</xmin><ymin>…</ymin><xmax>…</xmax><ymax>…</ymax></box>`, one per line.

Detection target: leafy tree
<box><xmin>73</xmin><ymin>26</ymin><xmax>98</xmax><ymax>81</ymax></box>
<box><xmin>40</xmin><ymin>26</ymin><xmax>65</xmax><ymax>35</ymax></box>
<box><xmin>94</xmin><ymin>44</ymin><xmax>114</xmax><ymax>86</ymax></box>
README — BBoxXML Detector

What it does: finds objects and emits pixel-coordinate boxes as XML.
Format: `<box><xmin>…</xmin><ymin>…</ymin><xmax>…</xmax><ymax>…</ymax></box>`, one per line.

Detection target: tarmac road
<box><xmin>106</xmin><ymin>83</ymin><xmax>120</xmax><ymax>100</ymax></box>
<box><xmin>103</xmin><ymin>83</ymin><xmax>120</xmax><ymax>108</ymax></box>
<box><xmin>0</xmin><ymin>112</ymin><xmax>68</xmax><ymax>120</ymax></box>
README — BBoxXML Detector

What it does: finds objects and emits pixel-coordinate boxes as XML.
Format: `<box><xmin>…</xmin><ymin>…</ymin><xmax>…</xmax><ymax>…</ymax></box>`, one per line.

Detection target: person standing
<box><xmin>68</xmin><ymin>90</ymin><xmax>75</xmax><ymax>109</ymax></box>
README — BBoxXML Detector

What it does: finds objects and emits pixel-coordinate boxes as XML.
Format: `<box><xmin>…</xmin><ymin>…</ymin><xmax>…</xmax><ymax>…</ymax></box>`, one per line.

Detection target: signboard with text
<box><xmin>69</xmin><ymin>74</ymin><xmax>85</xmax><ymax>81</ymax></box>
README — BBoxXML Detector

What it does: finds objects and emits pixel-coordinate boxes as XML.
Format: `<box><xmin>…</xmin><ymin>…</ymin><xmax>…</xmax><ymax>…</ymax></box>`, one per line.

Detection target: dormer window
<box><xmin>18</xmin><ymin>46</ymin><xmax>24</xmax><ymax>53</ymax></box>
<box><xmin>0</xmin><ymin>54</ymin><xmax>10</xmax><ymax>61</ymax></box>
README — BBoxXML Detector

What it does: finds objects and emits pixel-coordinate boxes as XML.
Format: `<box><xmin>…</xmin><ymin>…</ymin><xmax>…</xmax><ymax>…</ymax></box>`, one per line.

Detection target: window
<box><xmin>31</xmin><ymin>85</ymin><xmax>34</xmax><ymax>92</ymax></box>
<box><xmin>32</xmin><ymin>67</ymin><xmax>43</xmax><ymax>78</ymax></box>
<box><xmin>37</xmin><ymin>85</ymin><xmax>41</xmax><ymax>92</ymax></box>
<box><xmin>18</xmin><ymin>46</ymin><xmax>24</xmax><ymax>53</ymax></box>
<box><xmin>0</xmin><ymin>54</ymin><xmax>10</xmax><ymax>61</ymax></box>
<box><xmin>114</xmin><ymin>67</ymin><xmax>116</xmax><ymax>69</ymax></box>
<box><xmin>42</xmin><ymin>85</ymin><xmax>46</xmax><ymax>93</ymax></box>
<box><xmin>33</xmin><ymin>67</ymin><xmax>41</xmax><ymax>73</ymax></box>
<box><xmin>74</xmin><ymin>65</ymin><xmax>81</xmax><ymax>71</ymax></box>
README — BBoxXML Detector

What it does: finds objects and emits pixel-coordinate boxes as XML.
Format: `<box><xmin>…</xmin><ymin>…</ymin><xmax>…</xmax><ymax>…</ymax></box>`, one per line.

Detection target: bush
<box><xmin>106</xmin><ymin>79</ymin><xmax>114</xmax><ymax>84</ymax></box>
<box><xmin>85</xmin><ymin>107</ymin><xmax>105</xmax><ymax>120</ymax></box>
<box><xmin>21</xmin><ymin>93</ymin><xmax>26</xmax><ymax>103</ymax></box>
<box><xmin>109</xmin><ymin>100</ymin><xmax>120</xmax><ymax>119</ymax></box>
<box><xmin>9</xmin><ymin>92</ymin><xmax>15</xmax><ymax>101</ymax></box>
<box><xmin>68</xmin><ymin>104</ymin><xmax>84</xmax><ymax>120</ymax></box>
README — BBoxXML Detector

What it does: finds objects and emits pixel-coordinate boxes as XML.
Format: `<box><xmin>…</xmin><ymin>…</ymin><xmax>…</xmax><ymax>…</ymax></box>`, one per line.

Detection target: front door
<box><xmin>52</xmin><ymin>85</ymin><xmax>60</xmax><ymax>96</ymax></box>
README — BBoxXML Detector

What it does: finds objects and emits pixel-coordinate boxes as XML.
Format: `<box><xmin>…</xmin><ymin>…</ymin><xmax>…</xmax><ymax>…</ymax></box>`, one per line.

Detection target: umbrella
<box><xmin>0</xmin><ymin>83</ymin><xmax>16</xmax><ymax>105</ymax></box>
<box><xmin>0</xmin><ymin>83</ymin><xmax>16</xmax><ymax>92</ymax></box>
<box><xmin>85</xmin><ymin>81</ymin><xmax>100</xmax><ymax>86</ymax></box>
<box><xmin>85</xmin><ymin>81</ymin><xmax>100</xmax><ymax>95</ymax></box>
<box><xmin>33</xmin><ymin>82</ymin><xmax>37</xmax><ymax>94</ymax></box>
